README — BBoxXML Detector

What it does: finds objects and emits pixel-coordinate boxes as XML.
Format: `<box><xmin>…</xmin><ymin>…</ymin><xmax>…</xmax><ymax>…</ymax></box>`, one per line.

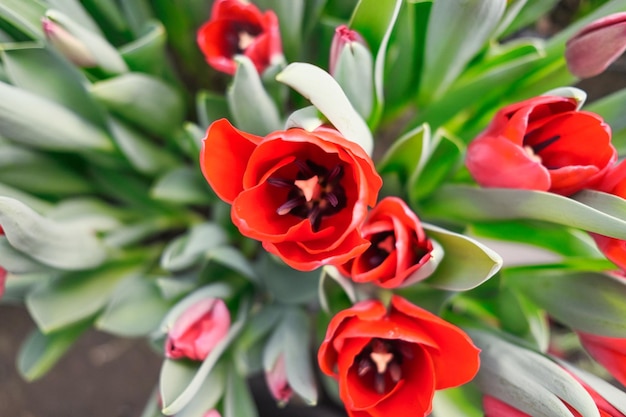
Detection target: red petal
<box><xmin>578</xmin><ymin>332</ymin><xmax>626</xmax><ymax>387</ymax></box>
<box><xmin>591</xmin><ymin>234</ymin><xmax>626</xmax><ymax>271</ymax></box>
<box><xmin>483</xmin><ymin>396</ymin><xmax>531</xmax><ymax>417</ymax></box>
<box><xmin>200</xmin><ymin>119</ymin><xmax>262</xmax><ymax>203</ymax></box>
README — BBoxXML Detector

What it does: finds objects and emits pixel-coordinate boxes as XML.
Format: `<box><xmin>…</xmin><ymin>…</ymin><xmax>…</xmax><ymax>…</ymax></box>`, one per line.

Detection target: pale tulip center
<box><xmin>238</xmin><ymin>31</ymin><xmax>257</xmax><ymax>51</ymax></box>
<box><xmin>355</xmin><ymin>338</ymin><xmax>412</xmax><ymax>394</ymax></box>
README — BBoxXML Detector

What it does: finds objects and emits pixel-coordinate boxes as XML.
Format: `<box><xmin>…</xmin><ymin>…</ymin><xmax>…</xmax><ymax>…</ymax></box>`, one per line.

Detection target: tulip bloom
<box><xmin>565</xmin><ymin>12</ymin><xmax>626</xmax><ymax>79</ymax></box>
<box><xmin>265</xmin><ymin>354</ymin><xmax>292</xmax><ymax>404</ymax></box>
<box><xmin>200</xmin><ymin>119</ymin><xmax>382</xmax><ymax>271</ymax></box>
<box><xmin>318</xmin><ymin>295</ymin><xmax>480</xmax><ymax>417</ymax></box>
<box><xmin>197</xmin><ymin>0</ymin><xmax>282</xmax><ymax>75</ymax></box>
<box><xmin>578</xmin><ymin>332</ymin><xmax>626</xmax><ymax>388</ymax></box>
<box><xmin>466</xmin><ymin>95</ymin><xmax>615</xmax><ymax>196</ymax></box>
<box><xmin>338</xmin><ymin>197</ymin><xmax>437</xmax><ymax>288</ymax></box>
<box><xmin>165</xmin><ymin>298</ymin><xmax>230</xmax><ymax>361</ymax></box>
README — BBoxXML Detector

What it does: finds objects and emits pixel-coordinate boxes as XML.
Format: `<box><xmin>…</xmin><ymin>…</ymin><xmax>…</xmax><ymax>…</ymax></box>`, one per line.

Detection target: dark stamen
<box><xmin>531</xmin><ymin>135</ymin><xmax>561</xmax><ymax>154</ymax></box>
<box><xmin>277</xmin><ymin>197</ymin><xmax>305</xmax><ymax>215</ymax></box>
<box><xmin>267</xmin><ymin>177</ymin><xmax>295</xmax><ymax>188</ymax></box>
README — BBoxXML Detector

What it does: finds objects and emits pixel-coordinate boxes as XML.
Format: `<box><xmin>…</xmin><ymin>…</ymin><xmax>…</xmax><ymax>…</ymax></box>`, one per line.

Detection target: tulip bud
<box><xmin>165</xmin><ymin>298</ymin><xmax>230</xmax><ymax>361</ymax></box>
<box><xmin>265</xmin><ymin>354</ymin><xmax>292</xmax><ymax>405</ymax></box>
<box><xmin>203</xmin><ymin>410</ymin><xmax>221</xmax><ymax>417</ymax></box>
<box><xmin>329</xmin><ymin>25</ymin><xmax>374</xmax><ymax>119</ymax></box>
<box><xmin>41</xmin><ymin>18</ymin><xmax>97</xmax><ymax>68</ymax></box>
<box><xmin>565</xmin><ymin>12</ymin><xmax>626</xmax><ymax>78</ymax></box>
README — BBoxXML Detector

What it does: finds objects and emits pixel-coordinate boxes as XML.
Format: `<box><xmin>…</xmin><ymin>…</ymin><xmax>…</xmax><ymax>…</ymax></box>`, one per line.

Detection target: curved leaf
<box><xmin>160</xmin><ymin>223</ymin><xmax>227</xmax><ymax>272</ymax></box>
<box><xmin>276</xmin><ymin>62</ymin><xmax>373</xmax><ymax>156</ymax></box>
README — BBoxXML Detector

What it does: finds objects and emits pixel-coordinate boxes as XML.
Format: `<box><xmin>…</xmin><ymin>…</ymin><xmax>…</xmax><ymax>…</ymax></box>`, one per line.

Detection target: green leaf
<box><xmin>160</xmin><ymin>223</ymin><xmax>228</xmax><ymax>272</ymax></box>
<box><xmin>469</xmin><ymin>329</ymin><xmax>600</xmax><ymax>417</ymax></box>
<box><xmin>207</xmin><ymin>246</ymin><xmax>258</xmax><ymax>283</ymax></box>
<box><xmin>196</xmin><ymin>91</ymin><xmax>230</xmax><ymax>130</ymax></box>
<box><xmin>431</xmin><ymin>385</ymin><xmax>483</xmax><ymax>417</ymax></box>
<box><xmin>585</xmin><ymin>89</ymin><xmax>626</xmax><ymax>153</ymax></box>
<box><xmin>257</xmin><ymin>254</ymin><xmax>320</xmax><ymax>304</ymax></box>
<box><xmin>2</xmin><ymin>45</ymin><xmax>106</xmax><ymax>127</ymax></box>
<box><xmin>120</xmin><ymin>21</ymin><xmax>170</xmax><ymax>76</ymax></box>
<box><xmin>46</xmin><ymin>9</ymin><xmax>128</xmax><ymax>74</ymax></box>
<box><xmin>96</xmin><ymin>275</ymin><xmax>170</xmax><ymax>337</ymax></box>
<box><xmin>0</xmin><ymin>81</ymin><xmax>113</xmax><ymax>152</ymax></box>
<box><xmin>285</xmin><ymin>106</ymin><xmax>323</xmax><ymax>131</ymax></box>
<box><xmin>174</xmin><ymin>363</ymin><xmax>226</xmax><ymax>417</ymax></box>
<box><xmin>160</xmin><ymin>298</ymin><xmax>248</xmax><ymax>415</ymax></box>
<box><xmin>318</xmin><ymin>265</ymin><xmax>357</xmax><ymax>314</ymax></box>
<box><xmin>508</xmin><ymin>270</ymin><xmax>626</xmax><ymax>338</ymax></box>
<box><xmin>281</xmin><ymin>309</ymin><xmax>318</xmax><ymax>405</ymax></box>
<box><xmin>419</xmin><ymin>0</ymin><xmax>506</xmax><ymax>103</ymax></box>
<box><xmin>0</xmin><ymin>236</ymin><xmax>48</xmax><ymax>274</ymax></box>
<box><xmin>0</xmin><ymin>0</ymin><xmax>46</xmax><ymax>39</ymax></box>
<box><xmin>91</xmin><ymin>73</ymin><xmax>185</xmax><ymax>136</ymax></box>
<box><xmin>497</xmin><ymin>0</ymin><xmax>560</xmax><ymax>39</ymax></box>
<box><xmin>46</xmin><ymin>0</ymin><xmax>102</xmax><ymax>34</ymax></box>
<box><xmin>423</xmin><ymin>185</ymin><xmax>626</xmax><ymax>240</ymax></box>
<box><xmin>0</xmin><ymin>142</ymin><xmax>93</xmax><ymax>196</ymax></box>
<box><xmin>333</xmin><ymin>41</ymin><xmax>373</xmax><ymax>119</ymax></box>
<box><xmin>423</xmin><ymin>223</ymin><xmax>502</xmax><ymax>291</ymax></box>
<box><xmin>0</xmin><ymin>196</ymin><xmax>108</xmax><ymax>270</ymax></box>
<box><xmin>409</xmin><ymin>129</ymin><xmax>463</xmax><ymax>202</ymax></box>
<box><xmin>26</xmin><ymin>261</ymin><xmax>142</xmax><ymax>333</ymax></box>
<box><xmin>254</xmin><ymin>0</ymin><xmax>303</xmax><ymax>62</ymax></box>
<box><xmin>151</xmin><ymin>166</ymin><xmax>213</xmax><ymax>205</ymax></box>
<box><xmin>277</xmin><ymin>62</ymin><xmax>374</xmax><ymax>155</ymax></box>
<box><xmin>561</xmin><ymin>362</ymin><xmax>626</xmax><ymax>415</ymax></box>
<box><xmin>17</xmin><ymin>320</ymin><xmax>90</xmax><ymax>381</ymax></box>
<box><xmin>349</xmin><ymin>0</ymin><xmax>403</xmax><ymax>128</ymax></box>
<box><xmin>224</xmin><ymin>362</ymin><xmax>258</xmax><ymax>417</ymax></box>
<box><xmin>107</xmin><ymin>116</ymin><xmax>178</xmax><ymax>175</ymax></box>
<box><xmin>227</xmin><ymin>55</ymin><xmax>282</xmax><ymax>136</ymax></box>
<box><xmin>234</xmin><ymin>305</ymin><xmax>282</xmax><ymax>373</ymax></box>
<box><xmin>46</xmin><ymin>198</ymin><xmax>124</xmax><ymax>232</ymax></box>
<box><xmin>377</xmin><ymin>123</ymin><xmax>431</xmax><ymax>183</ymax></box>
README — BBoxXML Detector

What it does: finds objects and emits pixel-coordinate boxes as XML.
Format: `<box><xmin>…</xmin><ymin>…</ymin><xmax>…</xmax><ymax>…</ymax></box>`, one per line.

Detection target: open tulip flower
<box><xmin>318</xmin><ymin>295</ymin><xmax>480</xmax><ymax>417</ymax></box>
<box><xmin>338</xmin><ymin>197</ymin><xmax>438</xmax><ymax>288</ymax></box>
<box><xmin>466</xmin><ymin>95</ymin><xmax>615</xmax><ymax>195</ymax></box>
<box><xmin>200</xmin><ymin>118</ymin><xmax>382</xmax><ymax>271</ymax></box>
<box><xmin>197</xmin><ymin>0</ymin><xmax>283</xmax><ymax>75</ymax></box>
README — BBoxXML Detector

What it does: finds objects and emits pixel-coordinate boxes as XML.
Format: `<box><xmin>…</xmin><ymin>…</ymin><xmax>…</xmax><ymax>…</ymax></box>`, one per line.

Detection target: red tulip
<box><xmin>165</xmin><ymin>298</ymin><xmax>230</xmax><ymax>361</ymax></box>
<box><xmin>318</xmin><ymin>295</ymin><xmax>480</xmax><ymax>417</ymax></box>
<box><xmin>200</xmin><ymin>119</ymin><xmax>382</xmax><ymax>271</ymax></box>
<box><xmin>264</xmin><ymin>354</ymin><xmax>292</xmax><ymax>404</ymax></box>
<box><xmin>338</xmin><ymin>197</ymin><xmax>437</xmax><ymax>289</ymax></box>
<box><xmin>197</xmin><ymin>0</ymin><xmax>282</xmax><ymax>75</ymax></box>
<box><xmin>565</xmin><ymin>12</ymin><xmax>626</xmax><ymax>79</ymax></box>
<box><xmin>203</xmin><ymin>411</ymin><xmax>221</xmax><ymax>417</ymax></box>
<box><xmin>466</xmin><ymin>95</ymin><xmax>615</xmax><ymax>196</ymax></box>
<box><xmin>578</xmin><ymin>332</ymin><xmax>626</xmax><ymax>388</ymax></box>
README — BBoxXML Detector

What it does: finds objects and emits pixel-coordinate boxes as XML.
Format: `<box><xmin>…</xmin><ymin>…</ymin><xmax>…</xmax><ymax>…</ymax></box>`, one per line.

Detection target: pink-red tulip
<box><xmin>197</xmin><ymin>0</ymin><xmax>282</xmax><ymax>75</ymax></box>
<box><xmin>165</xmin><ymin>298</ymin><xmax>230</xmax><ymax>361</ymax></box>
<box><xmin>329</xmin><ymin>25</ymin><xmax>367</xmax><ymax>75</ymax></box>
<box><xmin>264</xmin><ymin>354</ymin><xmax>292</xmax><ymax>404</ymax></box>
<box><xmin>318</xmin><ymin>295</ymin><xmax>480</xmax><ymax>417</ymax></box>
<box><xmin>338</xmin><ymin>197</ymin><xmax>436</xmax><ymax>288</ymax></box>
<box><xmin>565</xmin><ymin>12</ymin><xmax>626</xmax><ymax>79</ymax></box>
<box><xmin>466</xmin><ymin>95</ymin><xmax>615</xmax><ymax>196</ymax></box>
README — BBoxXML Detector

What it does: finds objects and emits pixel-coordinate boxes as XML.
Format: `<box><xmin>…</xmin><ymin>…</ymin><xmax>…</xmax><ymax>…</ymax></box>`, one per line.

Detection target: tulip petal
<box><xmin>578</xmin><ymin>332</ymin><xmax>626</xmax><ymax>388</ymax></box>
<box><xmin>200</xmin><ymin>119</ymin><xmax>262</xmax><ymax>203</ymax></box>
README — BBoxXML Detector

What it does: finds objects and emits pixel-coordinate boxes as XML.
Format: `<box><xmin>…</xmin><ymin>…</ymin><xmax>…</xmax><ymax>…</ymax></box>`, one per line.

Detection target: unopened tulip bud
<box><xmin>203</xmin><ymin>410</ymin><xmax>221</xmax><ymax>417</ymax></box>
<box><xmin>42</xmin><ymin>18</ymin><xmax>97</xmax><ymax>68</ymax></box>
<box><xmin>329</xmin><ymin>25</ymin><xmax>367</xmax><ymax>75</ymax></box>
<box><xmin>565</xmin><ymin>12</ymin><xmax>626</xmax><ymax>78</ymax></box>
<box><xmin>265</xmin><ymin>354</ymin><xmax>292</xmax><ymax>405</ymax></box>
<box><xmin>165</xmin><ymin>298</ymin><xmax>230</xmax><ymax>361</ymax></box>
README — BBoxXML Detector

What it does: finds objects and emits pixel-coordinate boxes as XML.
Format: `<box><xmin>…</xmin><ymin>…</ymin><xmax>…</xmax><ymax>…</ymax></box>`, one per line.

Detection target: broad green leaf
<box><xmin>409</xmin><ymin>129</ymin><xmax>463</xmax><ymax>202</ymax></box>
<box><xmin>96</xmin><ymin>276</ymin><xmax>170</xmax><ymax>337</ymax></box>
<box><xmin>508</xmin><ymin>270</ymin><xmax>626</xmax><ymax>338</ymax></box>
<box><xmin>174</xmin><ymin>364</ymin><xmax>226</xmax><ymax>417</ymax></box>
<box><xmin>431</xmin><ymin>386</ymin><xmax>483</xmax><ymax>417</ymax></box>
<box><xmin>468</xmin><ymin>220</ymin><xmax>598</xmax><ymax>258</ymax></box>
<box><xmin>227</xmin><ymin>55</ymin><xmax>282</xmax><ymax>136</ymax></box>
<box><xmin>160</xmin><ymin>223</ymin><xmax>228</xmax><ymax>272</ymax></box>
<box><xmin>46</xmin><ymin>198</ymin><xmax>124</xmax><ymax>232</ymax></box>
<box><xmin>224</xmin><ymin>363</ymin><xmax>258</xmax><ymax>417</ymax></box>
<box><xmin>0</xmin><ymin>0</ymin><xmax>46</xmax><ymax>39</ymax></box>
<box><xmin>285</xmin><ymin>106</ymin><xmax>323</xmax><ymax>131</ymax></box>
<box><xmin>91</xmin><ymin>73</ymin><xmax>185</xmax><ymax>137</ymax></box>
<box><xmin>333</xmin><ymin>41</ymin><xmax>373</xmax><ymax>119</ymax></box>
<box><xmin>0</xmin><ymin>236</ymin><xmax>48</xmax><ymax>274</ymax></box>
<box><xmin>46</xmin><ymin>9</ymin><xmax>128</xmax><ymax>74</ymax></box>
<box><xmin>0</xmin><ymin>142</ymin><xmax>93</xmax><ymax>195</ymax></box>
<box><xmin>120</xmin><ymin>21</ymin><xmax>169</xmax><ymax>76</ymax></box>
<box><xmin>151</xmin><ymin>166</ymin><xmax>213</xmax><ymax>205</ymax></box>
<box><xmin>0</xmin><ymin>181</ymin><xmax>52</xmax><ymax>214</ymax></box>
<box><xmin>80</xmin><ymin>0</ymin><xmax>128</xmax><ymax>34</ymax></box>
<box><xmin>235</xmin><ymin>305</ymin><xmax>282</xmax><ymax>373</ymax></box>
<box><xmin>497</xmin><ymin>0</ymin><xmax>559</xmax><ymax>39</ymax></box>
<box><xmin>423</xmin><ymin>223</ymin><xmax>502</xmax><ymax>291</ymax></box>
<box><xmin>0</xmin><ymin>196</ymin><xmax>108</xmax><ymax>270</ymax></box>
<box><xmin>46</xmin><ymin>0</ymin><xmax>102</xmax><ymax>35</ymax></box>
<box><xmin>496</xmin><ymin>287</ymin><xmax>550</xmax><ymax>351</ymax></box>
<box><xmin>277</xmin><ymin>62</ymin><xmax>373</xmax><ymax>155</ymax></box>
<box><xmin>350</xmin><ymin>0</ymin><xmax>403</xmax><ymax>128</ymax></box>
<box><xmin>26</xmin><ymin>261</ymin><xmax>142</xmax><ymax>333</ymax></box>
<box><xmin>254</xmin><ymin>0</ymin><xmax>303</xmax><ymax>61</ymax></box>
<box><xmin>419</xmin><ymin>0</ymin><xmax>506</xmax><ymax>103</ymax></box>
<box><xmin>319</xmin><ymin>265</ymin><xmax>357</xmax><ymax>314</ymax></box>
<box><xmin>160</xmin><ymin>298</ymin><xmax>248</xmax><ymax>415</ymax></box>
<box><xmin>107</xmin><ymin>116</ymin><xmax>178</xmax><ymax>175</ymax></box>
<box><xmin>257</xmin><ymin>254</ymin><xmax>320</xmax><ymax>304</ymax></box>
<box><xmin>377</xmin><ymin>123</ymin><xmax>431</xmax><ymax>183</ymax></box>
<box><xmin>17</xmin><ymin>320</ymin><xmax>90</xmax><ymax>381</ymax></box>
<box><xmin>469</xmin><ymin>329</ymin><xmax>600</xmax><ymax>417</ymax></box>
<box><xmin>2</xmin><ymin>45</ymin><xmax>106</xmax><ymax>127</ymax></box>
<box><xmin>196</xmin><ymin>90</ymin><xmax>230</xmax><ymax>130</ymax></box>
<box><xmin>207</xmin><ymin>246</ymin><xmax>258</xmax><ymax>283</ymax></box>
<box><xmin>281</xmin><ymin>309</ymin><xmax>318</xmax><ymax>405</ymax></box>
<box><xmin>585</xmin><ymin>88</ymin><xmax>626</xmax><ymax>141</ymax></box>
<box><xmin>561</xmin><ymin>362</ymin><xmax>626</xmax><ymax>415</ymax></box>
<box><xmin>118</xmin><ymin>0</ymin><xmax>152</xmax><ymax>36</ymax></box>
<box><xmin>0</xmin><ymin>81</ymin><xmax>113</xmax><ymax>152</ymax></box>
<box><xmin>156</xmin><ymin>274</ymin><xmax>197</xmax><ymax>301</ymax></box>
<box><xmin>423</xmin><ymin>185</ymin><xmax>626</xmax><ymax>240</ymax></box>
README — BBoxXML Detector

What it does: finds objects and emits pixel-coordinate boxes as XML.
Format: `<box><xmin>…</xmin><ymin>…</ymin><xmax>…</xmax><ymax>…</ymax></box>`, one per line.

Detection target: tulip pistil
<box><xmin>355</xmin><ymin>338</ymin><xmax>409</xmax><ymax>394</ymax></box>
<box><xmin>269</xmin><ymin>159</ymin><xmax>347</xmax><ymax>232</ymax></box>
